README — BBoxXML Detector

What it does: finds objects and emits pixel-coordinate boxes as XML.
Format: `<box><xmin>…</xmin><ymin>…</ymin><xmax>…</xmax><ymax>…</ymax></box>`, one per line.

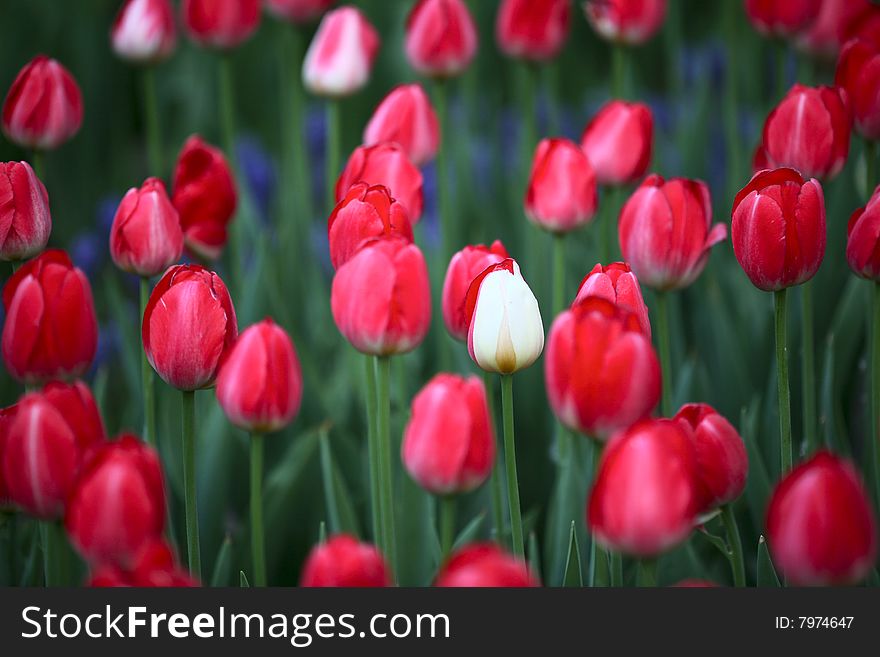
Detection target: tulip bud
<box><xmin>797</xmin><ymin>0</ymin><xmax>870</xmax><ymax>58</ymax></box>
<box><xmin>402</xmin><ymin>374</ymin><xmax>495</xmax><ymax>495</ymax></box>
<box><xmin>2</xmin><ymin>382</ymin><xmax>105</xmax><ymax>519</ymax></box>
<box><xmin>2</xmin><ymin>55</ymin><xmax>83</xmax><ymax>151</ymax></box>
<box><xmin>331</xmin><ymin>236</ymin><xmax>431</xmax><ymax>356</ymax></box>
<box><xmin>583</xmin><ymin>0</ymin><xmax>667</xmax><ymax>46</ymax></box>
<box><xmin>328</xmin><ymin>182</ymin><xmax>413</xmax><ymax>270</ymax></box>
<box><xmin>674</xmin><ymin>403</ymin><xmax>748</xmax><ymax>511</ymax></box>
<box><xmin>731</xmin><ymin>168</ymin><xmax>826</xmax><ymax>291</ymax></box>
<box><xmin>142</xmin><ymin>264</ymin><xmax>238</xmax><ymax>391</ymax></box>
<box><xmin>66</xmin><ymin>435</ymin><xmax>166</xmax><ymax>567</ymax></box>
<box><xmin>435</xmin><ymin>543</ymin><xmax>539</xmax><ymax>587</ymax></box>
<box><xmin>762</xmin><ymin>84</ymin><xmax>851</xmax><ymax>180</ymax></box>
<box><xmin>745</xmin><ymin>0</ymin><xmax>821</xmax><ymax>38</ymax></box>
<box><xmin>574</xmin><ymin>262</ymin><xmax>651</xmax><ymax>338</ymax></box>
<box><xmin>302</xmin><ymin>6</ymin><xmax>380</xmax><ymax>97</ymax></box>
<box><xmin>265</xmin><ymin>0</ymin><xmax>336</xmax><ymax>24</ymax></box>
<box><xmin>336</xmin><ymin>142</ymin><xmax>424</xmax><ymax>224</ymax></box>
<box><xmin>181</xmin><ymin>0</ymin><xmax>261</xmax><ymax>50</ymax></box>
<box><xmin>110</xmin><ymin>177</ymin><xmax>183</xmax><ymax>277</ymax></box>
<box><xmin>496</xmin><ymin>0</ymin><xmax>571</xmax><ymax>62</ymax></box>
<box><xmin>525</xmin><ymin>138</ymin><xmax>597</xmax><ymax>234</ymax></box>
<box><xmin>363</xmin><ymin>84</ymin><xmax>440</xmax><ymax>166</ymax></box>
<box><xmin>766</xmin><ymin>451</ymin><xmax>878</xmax><ymax>586</ymax></box>
<box><xmin>89</xmin><ymin>539</ymin><xmax>198</xmax><ymax>587</ymax></box>
<box><xmin>546</xmin><ymin>296</ymin><xmax>659</xmax><ymax>439</ymax></box>
<box><xmin>300</xmin><ymin>534</ymin><xmax>391</xmax><ymax>587</ymax></box>
<box><xmin>171</xmin><ymin>135</ymin><xmax>238</xmax><ymax>260</ymax></box>
<box><xmin>2</xmin><ymin>249</ymin><xmax>98</xmax><ymax>385</ymax></box>
<box><xmin>847</xmin><ymin>184</ymin><xmax>880</xmax><ymax>280</ymax></box>
<box><xmin>0</xmin><ymin>161</ymin><xmax>51</xmax><ymax>262</ymax></box>
<box><xmin>442</xmin><ymin>241</ymin><xmax>509</xmax><ymax>342</ymax></box>
<box><xmin>835</xmin><ymin>38</ymin><xmax>880</xmax><ymax>141</ymax></box>
<box><xmin>405</xmin><ymin>0</ymin><xmax>478</xmax><ymax>78</ymax></box>
<box><xmin>465</xmin><ymin>259</ymin><xmax>544</xmax><ymax>375</ymax></box>
<box><xmin>215</xmin><ymin>318</ymin><xmax>303</xmax><ymax>433</ymax></box>
<box><xmin>588</xmin><ymin>418</ymin><xmax>700</xmax><ymax>557</ymax></box>
<box><xmin>111</xmin><ymin>0</ymin><xmax>177</xmax><ymax>64</ymax></box>
<box><xmin>580</xmin><ymin>100</ymin><xmax>653</xmax><ymax>187</ymax></box>
<box><xmin>619</xmin><ymin>175</ymin><xmax>727</xmax><ymax>291</ymax></box>
<box><xmin>0</xmin><ymin>405</ymin><xmax>15</xmax><ymax>506</ymax></box>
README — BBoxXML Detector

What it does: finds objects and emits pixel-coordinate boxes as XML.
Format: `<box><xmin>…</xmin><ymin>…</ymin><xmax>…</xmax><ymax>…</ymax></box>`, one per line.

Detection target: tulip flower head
<box><xmin>142</xmin><ymin>264</ymin><xmax>238</xmax><ymax>391</ymax></box>
<box><xmin>300</xmin><ymin>534</ymin><xmax>391</xmax><ymax>587</ymax></box>
<box><xmin>402</xmin><ymin>374</ymin><xmax>495</xmax><ymax>496</ymax></box>
<box><xmin>731</xmin><ymin>168</ymin><xmax>826</xmax><ymax>292</ymax></box>
<box><xmin>574</xmin><ymin>262</ymin><xmax>651</xmax><ymax>337</ymax></box>
<box><xmin>265</xmin><ymin>0</ymin><xmax>336</xmax><ymax>24</ymax></box>
<box><xmin>847</xmin><ymin>184</ymin><xmax>880</xmax><ymax>280</ymax></box>
<box><xmin>363</xmin><ymin>84</ymin><xmax>440</xmax><ymax>167</ymax></box>
<box><xmin>435</xmin><ymin>543</ymin><xmax>539</xmax><ymax>587</ymax></box>
<box><xmin>111</xmin><ymin>0</ymin><xmax>177</xmax><ymax>63</ymax></box>
<box><xmin>797</xmin><ymin>0</ymin><xmax>871</xmax><ymax>58</ymax></box>
<box><xmin>496</xmin><ymin>0</ymin><xmax>571</xmax><ymax>62</ymax></box>
<box><xmin>89</xmin><ymin>539</ymin><xmax>198</xmax><ymax>587</ymax></box>
<box><xmin>181</xmin><ymin>0</ymin><xmax>261</xmax><ymax>50</ymax></box>
<box><xmin>302</xmin><ymin>6</ymin><xmax>380</xmax><ymax>97</ymax></box>
<box><xmin>766</xmin><ymin>451</ymin><xmax>878</xmax><ymax>586</ymax></box>
<box><xmin>0</xmin><ymin>160</ymin><xmax>51</xmax><ymax>262</ymax></box>
<box><xmin>744</xmin><ymin>0</ymin><xmax>821</xmax><ymax>38</ymax></box>
<box><xmin>583</xmin><ymin>0</ymin><xmax>668</xmax><ymax>46</ymax></box>
<box><xmin>464</xmin><ymin>259</ymin><xmax>544</xmax><ymax>375</ymax></box>
<box><xmin>442</xmin><ymin>240</ymin><xmax>510</xmax><ymax>342</ymax></box>
<box><xmin>2</xmin><ymin>55</ymin><xmax>83</xmax><ymax>151</ymax></box>
<box><xmin>0</xmin><ymin>405</ymin><xmax>15</xmax><ymax>506</ymax></box>
<box><xmin>835</xmin><ymin>38</ymin><xmax>880</xmax><ymax>141</ymax></box>
<box><xmin>405</xmin><ymin>0</ymin><xmax>478</xmax><ymax>78</ymax></box>
<box><xmin>580</xmin><ymin>100</ymin><xmax>653</xmax><ymax>187</ymax></box>
<box><xmin>525</xmin><ymin>138</ymin><xmax>598</xmax><ymax>234</ymax></box>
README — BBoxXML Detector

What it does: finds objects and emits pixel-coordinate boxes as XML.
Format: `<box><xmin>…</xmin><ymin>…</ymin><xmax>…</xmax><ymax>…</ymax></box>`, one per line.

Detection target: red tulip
<box><xmin>847</xmin><ymin>184</ymin><xmax>880</xmax><ymax>280</ymax></box>
<box><xmin>89</xmin><ymin>539</ymin><xmax>198</xmax><ymax>587</ymax></box>
<box><xmin>363</xmin><ymin>84</ymin><xmax>440</xmax><ymax>166</ymax></box>
<box><xmin>215</xmin><ymin>318</ymin><xmax>303</xmax><ymax>433</ymax></box>
<box><xmin>0</xmin><ymin>405</ymin><xmax>15</xmax><ymax>505</ymax></box>
<box><xmin>731</xmin><ymin>168</ymin><xmax>825</xmax><ymax>291</ymax></box>
<box><xmin>442</xmin><ymin>240</ymin><xmax>509</xmax><ymax>342</ymax></box>
<box><xmin>302</xmin><ymin>6</ymin><xmax>379</xmax><ymax>97</ymax></box>
<box><xmin>265</xmin><ymin>0</ymin><xmax>336</xmax><ymax>24</ymax></box>
<box><xmin>766</xmin><ymin>451</ymin><xmax>878</xmax><ymax>586</ymax></box>
<box><xmin>835</xmin><ymin>38</ymin><xmax>880</xmax><ymax>141</ymax></box>
<box><xmin>618</xmin><ymin>175</ymin><xmax>727</xmax><ymax>291</ymax></box>
<box><xmin>745</xmin><ymin>0</ymin><xmax>821</xmax><ymax>38</ymax></box>
<box><xmin>66</xmin><ymin>435</ymin><xmax>166</xmax><ymax>567</ymax></box>
<box><xmin>672</xmin><ymin>579</ymin><xmax>718</xmax><ymax>588</ymax></box>
<box><xmin>181</xmin><ymin>0</ymin><xmax>260</xmax><ymax>49</ymax></box>
<box><xmin>0</xmin><ymin>160</ymin><xmax>51</xmax><ymax>262</ymax></box>
<box><xmin>171</xmin><ymin>135</ymin><xmax>238</xmax><ymax>260</ymax></box>
<box><xmin>674</xmin><ymin>403</ymin><xmax>748</xmax><ymax>511</ymax></box>
<box><xmin>300</xmin><ymin>534</ymin><xmax>391</xmax><ymax>587</ymax></box>
<box><xmin>435</xmin><ymin>543</ymin><xmax>539</xmax><ymax>587</ymax></box>
<box><xmin>142</xmin><ymin>264</ymin><xmax>238</xmax><ymax>391</ymax></box>
<box><xmin>2</xmin><ymin>382</ymin><xmax>105</xmax><ymax>519</ymax></box>
<box><xmin>752</xmin><ymin>142</ymin><xmax>771</xmax><ymax>173</ymax></box>
<box><xmin>797</xmin><ymin>0</ymin><xmax>872</xmax><ymax>58</ymax></box>
<box><xmin>2</xmin><ymin>55</ymin><xmax>83</xmax><ymax>151</ymax></box>
<box><xmin>580</xmin><ymin>100</ymin><xmax>653</xmax><ymax>186</ymax></box>
<box><xmin>525</xmin><ymin>138</ymin><xmax>597</xmax><ymax>234</ymax></box>
<box><xmin>546</xmin><ymin>296</ymin><xmax>659</xmax><ymax>439</ymax></box>
<box><xmin>111</xmin><ymin>0</ymin><xmax>177</xmax><ymax>63</ymax></box>
<box><xmin>762</xmin><ymin>84</ymin><xmax>851</xmax><ymax>181</ymax></box>
<box><xmin>328</xmin><ymin>182</ymin><xmax>413</xmax><ymax>270</ymax></box>
<box><xmin>402</xmin><ymin>374</ymin><xmax>495</xmax><ymax>495</ymax></box>
<box><xmin>336</xmin><ymin>142</ymin><xmax>424</xmax><ymax>224</ymax></box>
<box><xmin>495</xmin><ymin>0</ymin><xmax>571</xmax><ymax>62</ymax></box>
<box><xmin>331</xmin><ymin>236</ymin><xmax>431</xmax><ymax>356</ymax></box>
<box><xmin>110</xmin><ymin>177</ymin><xmax>183</xmax><ymax>278</ymax></box>
<box><xmin>588</xmin><ymin>418</ymin><xmax>700</xmax><ymax>557</ymax></box>
<box><xmin>2</xmin><ymin>249</ymin><xmax>98</xmax><ymax>385</ymax></box>
<box><xmin>405</xmin><ymin>0</ymin><xmax>478</xmax><ymax>78</ymax></box>
<box><xmin>574</xmin><ymin>262</ymin><xmax>651</xmax><ymax>338</ymax></box>
<box><xmin>583</xmin><ymin>0</ymin><xmax>667</xmax><ymax>46</ymax></box>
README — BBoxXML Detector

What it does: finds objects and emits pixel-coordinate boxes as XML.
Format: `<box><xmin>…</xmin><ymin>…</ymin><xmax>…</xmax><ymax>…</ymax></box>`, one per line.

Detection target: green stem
<box><xmin>439</xmin><ymin>496</ymin><xmax>455</xmax><ymax>561</ymax></box>
<box><xmin>326</xmin><ymin>100</ymin><xmax>341</xmax><ymax>214</ymax></box>
<box><xmin>375</xmin><ymin>356</ymin><xmax>397</xmax><ymax>579</ymax></box>
<box><xmin>774</xmin><ymin>289</ymin><xmax>792</xmax><ymax>474</ymax></box>
<box><xmin>601</xmin><ymin>186</ymin><xmax>619</xmax><ymax>264</ymax></box>
<box><xmin>10</xmin><ymin>261</ymin><xmax>20</xmax><ymax>274</ymax></box>
<box><xmin>553</xmin><ymin>233</ymin><xmax>566</xmax><ymax>316</ymax></box>
<box><xmin>364</xmin><ymin>355</ymin><xmax>382</xmax><ymax>547</ymax></box>
<box><xmin>181</xmin><ymin>390</ymin><xmax>201</xmax><ymax>579</ymax></box>
<box><xmin>866</xmin><ymin>140</ymin><xmax>878</xmax><ymax>201</ymax></box>
<box><xmin>434</xmin><ymin>79</ymin><xmax>451</xmax><ymax>263</ymax></box>
<box><xmin>142</xmin><ymin>66</ymin><xmax>162</xmax><ymax>175</ymax></box>
<box><xmin>636</xmin><ymin>559</ymin><xmax>657</xmax><ymax>587</ymax></box>
<box><xmin>319</xmin><ymin>426</ymin><xmax>342</xmax><ymax>534</ymax></box>
<box><xmin>30</xmin><ymin>151</ymin><xmax>44</xmax><ymax>181</ymax></box>
<box><xmin>501</xmin><ymin>374</ymin><xmax>524</xmax><ymax>558</ymax></box>
<box><xmin>40</xmin><ymin>521</ymin><xmax>57</xmax><ymax>587</ymax></box>
<box><xmin>656</xmin><ymin>290</ymin><xmax>673</xmax><ymax>417</ymax></box>
<box><xmin>140</xmin><ymin>278</ymin><xmax>156</xmax><ymax>448</ymax></box>
<box><xmin>610</xmin><ymin>551</ymin><xmax>623</xmax><ymax>586</ymax></box>
<box><xmin>484</xmin><ymin>371</ymin><xmax>505</xmax><ymax>545</ymax></box>
<box><xmin>801</xmin><ymin>282</ymin><xmax>817</xmax><ymax>453</ymax></box>
<box><xmin>250</xmin><ymin>433</ymin><xmax>266</xmax><ymax>587</ymax></box>
<box><xmin>612</xmin><ymin>45</ymin><xmax>626</xmax><ymax>99</ymax></box>
<box><xmin>872</xmin><ymin>282</ymin><xmax>880</xmax><ymax>507</ymax></box>
<box><xmin>721</xmin><ymin>504</ymin><xmax>745</xmax><ymax>587</ymax></box>
<box><xmin>588</xmin><ymin>439</ymin><xmax>609</xmax><ymax>587</ymax></box>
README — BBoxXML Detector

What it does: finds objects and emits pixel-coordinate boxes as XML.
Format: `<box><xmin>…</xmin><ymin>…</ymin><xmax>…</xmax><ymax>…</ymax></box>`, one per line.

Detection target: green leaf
<box><xmin>265</xmin><ymin>430</ymin><xmax>321</xmax><ymax>526</ymax></box>
<box><xmin>209</xmin><ymin>536</ymin><xmax>233</xmax><ymax>587</ymax></box>
<box><xmin>452</xmin><ymin>512</ymin><xmax>485</xmax><ymax>551</ymax></box>
<box><xmin>319</xmin><ymin>428</ymin><xmax>342</xmax><ymax>534</ymax></box>
<box><xmin>528</xmin><ymin>531</ymin><xmax>541</xmax><ymax>583</ymax></box>
<box><xmin>562</xmin><ymin>522</ymin><xmax>583</xmax><ymax>587</ymax></box>
<box><xmin>757</xmin><ymin>535</ymin><xmax>781</xmax><ymax>587</ymax></box>
<box><xmin>318</xmin><ymin>521</ymin><xmax>327</xmax><ymax>545</ymax></box>
<box><xmin>239</xmin><ymin>570</ymin><xmax>250</xmax><ymax>588</ymax></box>
<box><xmin>741</xmin><ymin>400</ymin><xmax>771</xmax><ymax>532</ymax></box>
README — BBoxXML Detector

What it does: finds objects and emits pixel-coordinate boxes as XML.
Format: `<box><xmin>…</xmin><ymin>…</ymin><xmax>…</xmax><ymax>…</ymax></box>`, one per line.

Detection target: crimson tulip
<box><xmin>300</xmin><ymin>534</ymin><xmax>391</xmax><ymax>587</ymax></box>
<box><xmin>525</xmin><ymin>138</ymin><xmax>597</xmax><ymax>234</ymax></box>
<box><xmin>336</xmin><ymin>142</ymin><xmax>423</xmax><ymax>224</ymax></box>
<box><xmin>265</xmin><ymin>0</ymin><xmax>335</xmax><ymax>24</ymax></box>
<box><xmin>580</xmin><ymin>100</ymin><xmax>653</xmax><ymax>187</ymax></box>
<box><xmin>181</xmin><ymin>0</ymin><xmax>261</xmax><ymax>49</ymax></box>
<box><xmin>405</xmin><ymin>0</ymin><xmax>478</xmax><ymax>78</ymax></box>
<box><xmin>495</xmin><ymin>0</ymin><xmax>571</xmax><ymax>62</ymax></box>
<box><xmin>847</xmin><ymin>184</ymin><xmax>880</xmax><ymax>279</ymax></box>
<box><xmin>0</xmin><ymin>160</ymin><xmax>51</xmax><ymax>262</ymax></box>
<box><xmin>745</xmin><ymin>0</ymin><xmax>821</xmax><ymax>38</ymax></box>
<box><xmin>302</xmin><ymin>6</ymin><xmax>379</xmax><ymax>97</ymax></box>
<box><xmin>797</xmin><ymin>0</ymin><xmax>871</xmax><ymax>58</ymax></box>
<box><xmin>111</xmin><ymin>0</ymin><xmax>177</xmax><ymax>63</ymax></box>
<box><xmin>363</xmin><ymin>84</ymin><xmax>440</xmax><ymax>167</ymax></box>
<box><xmin>435</xmin><ymin>543</ymin><xmax>539</xmax><ymax>587</ymax></box>
<box><xmin>89</xmin><ymin>539</ymin><xmax>198</xmax><ymax>587</ymax></box>
<box><xmin>835</xmin><ymin>38</ymin><xmax>880</xmax><ymax>141</ymax></box>
<box><xmin>574</xmin><ymin>262</ymin><xmax>651</xmax><ymax>337</ymax></box>
<box><xmin>583</xmin><ymin>0</ymin><xmax>667</xmax><ymax>45</ymax></box>
<box><xmin>442</xmin><ymin>241</ymin><xmax>509</xmax><ymax>342</ymax></box>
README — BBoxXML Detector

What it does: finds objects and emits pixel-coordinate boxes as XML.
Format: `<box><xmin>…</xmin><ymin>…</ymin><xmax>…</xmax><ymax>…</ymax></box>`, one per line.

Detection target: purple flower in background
<box><xmin>236</xmin><ymin>135</ymin><xmax>277</xmax><ymax>223</ymax></box>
